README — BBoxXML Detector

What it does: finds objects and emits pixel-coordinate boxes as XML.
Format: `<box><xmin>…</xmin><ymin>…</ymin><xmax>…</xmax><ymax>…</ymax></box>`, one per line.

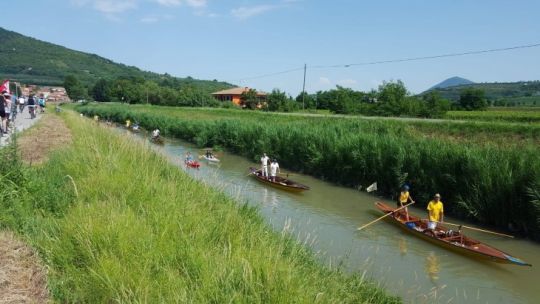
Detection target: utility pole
<box><xmin>301</xmin><ymin>63</ymin><xmax>306</xmax><ymax>110</ymax></box>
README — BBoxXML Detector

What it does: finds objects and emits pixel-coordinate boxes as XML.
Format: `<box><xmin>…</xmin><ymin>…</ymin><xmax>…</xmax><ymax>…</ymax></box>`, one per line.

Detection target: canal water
<box><xmin>132</xmin><ymin>130</ymin><xmax>539</xmax><ymax>303</ymax></box>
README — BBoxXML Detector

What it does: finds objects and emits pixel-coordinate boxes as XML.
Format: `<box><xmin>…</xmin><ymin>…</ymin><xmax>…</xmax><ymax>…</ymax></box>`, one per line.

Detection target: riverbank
<box><xmin>74</xmin><ymin>103</ymin><xmax>540</xmax><ymax>241</ymax></box>
<box><xmin>1</xmin><ymin>112</ymin><xmax>398</xmax><ymax>302</ymax></box>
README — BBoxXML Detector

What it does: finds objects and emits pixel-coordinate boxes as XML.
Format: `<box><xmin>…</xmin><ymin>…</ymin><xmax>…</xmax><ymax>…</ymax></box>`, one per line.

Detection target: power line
<box><xmin>230</xmin><ymin>42</ymin><xmax>540</xmax><ymax>82</ymax></box>
<box><xmin>311</xmin><ymin>43</ymin><xmax>540</xmax><ymax>69</ymax></box>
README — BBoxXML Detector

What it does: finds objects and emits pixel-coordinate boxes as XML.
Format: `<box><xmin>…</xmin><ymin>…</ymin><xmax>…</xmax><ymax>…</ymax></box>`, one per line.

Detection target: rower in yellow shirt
<box><xmin>426</xmin><ymin>193</ymin><xmax>444</xmax><ymax>230</ymax></box>
<box><xmin>398</xmin><ymin>185</ymin><xmax>415</xmax><ymax>220</ymax></box>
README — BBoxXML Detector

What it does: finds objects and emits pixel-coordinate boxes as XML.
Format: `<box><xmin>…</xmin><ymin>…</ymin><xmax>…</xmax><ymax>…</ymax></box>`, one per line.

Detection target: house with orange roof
<box><xmin>211</xmin><ymin>87</ymin><xmax>267</xmax><ymax>107</ymax></box>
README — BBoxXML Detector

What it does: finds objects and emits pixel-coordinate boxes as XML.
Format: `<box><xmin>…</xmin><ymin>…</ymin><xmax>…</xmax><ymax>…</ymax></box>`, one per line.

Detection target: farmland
<box><xmin>445</xmin><ymin>108</ymin><xmax>540</xmax><ymax>123</ymax></box>
<box><xmin>75</xmin><ymin>103</ymin><xmax>540</xmax><ymax>241</ymax></box>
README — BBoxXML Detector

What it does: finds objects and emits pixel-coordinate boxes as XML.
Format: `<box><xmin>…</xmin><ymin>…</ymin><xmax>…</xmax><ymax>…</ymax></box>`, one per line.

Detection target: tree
<box><xmin>64</xmin><ymin>75</ymin><xmax>88</xmax><ymax>100</ymax></box>
<box><xmin>91</xmin><ymin>78</ymin><xmax>112</xmax><ymax>102</ymax></box>
<box><xmin>240</xmin><ymin>89</ymin><xmax>260</xmax><ymax>109</ymax></box>
<box><xmin>268</xmin><ymin>89</ymin><xmax>298</xmax><ymax>112</ymax></box>
<box><xmin>295</xmin><ymin>92</ymin><xmax>317</xmax><ymax>109</ymax></box>
<box><xmin>458</xmin><ymin>88</ymin><xmax>488</xmax><ymax>110</ymax></box>
<box><xmin>420</xmin><ymin>91</ymin><xmax>451</xmax><ymax>118</ymax></box>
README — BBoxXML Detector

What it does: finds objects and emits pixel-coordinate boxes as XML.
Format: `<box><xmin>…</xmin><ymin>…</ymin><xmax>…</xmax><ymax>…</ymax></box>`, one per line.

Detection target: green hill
<box><xmin>426</xmin><ymin>81</ymin><xmax>540</xmax><ymax>106</ymax></box>
<box><xmin>0</xmin><ymin>27</ymin><xmax>233</xmax><ymax>93</ymax></box>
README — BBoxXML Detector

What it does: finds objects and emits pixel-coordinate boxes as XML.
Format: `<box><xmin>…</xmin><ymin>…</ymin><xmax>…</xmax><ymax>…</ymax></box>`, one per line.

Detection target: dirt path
<box><xmin>17</xmin><ymin>114</ymin><xmax>72</xmax><ymax>165</ymax></box>
<box><xmin>0</xmin><ymin>231</ymin><xmax>48</xmax><ymax>304</ymax></box>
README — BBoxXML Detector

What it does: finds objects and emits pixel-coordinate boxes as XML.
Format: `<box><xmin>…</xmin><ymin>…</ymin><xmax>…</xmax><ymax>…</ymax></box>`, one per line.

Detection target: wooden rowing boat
<box><xmin>150</xmin><ymin>136</ymin><xmax>164</xmax><ymax>145</ymax></box>
<box><xmin>375</xmin><ymin>202</ymin><xmax>531</xmax><ymax>266</ymax></box>
<box><xmin>249</xmin><ymin>167</ymin><xmax>310</xmax><ymax>192</ymax></box>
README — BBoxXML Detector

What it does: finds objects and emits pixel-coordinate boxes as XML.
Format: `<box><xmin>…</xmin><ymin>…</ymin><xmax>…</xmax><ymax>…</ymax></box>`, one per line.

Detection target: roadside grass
<box><xmin>5</xmin><ymin>112</ymin><xmax>398</xmax><ymax>303</ymax></box>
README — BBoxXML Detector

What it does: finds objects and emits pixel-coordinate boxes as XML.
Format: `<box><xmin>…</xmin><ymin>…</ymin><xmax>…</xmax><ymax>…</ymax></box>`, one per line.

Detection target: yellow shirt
<box><xmin>427</xmin><ymin>200</ymin><xmax>444</xmax><ymax>222</ymax></box>
<box><xmin>399</xmin><ymin>191</ymin><xmax>410</xmax><ymax>204</ymax></box>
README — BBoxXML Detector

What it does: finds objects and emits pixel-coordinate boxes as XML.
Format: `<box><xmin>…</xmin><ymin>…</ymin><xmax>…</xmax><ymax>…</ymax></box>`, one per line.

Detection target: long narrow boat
<box><xmin>375</xmin><ymin>202</ymin><xmax>531</xmax><ymax>266</ymax></box>
<box><xmin>201</xmin><ymin>155</ymin><xmax>220</xmax><ymax>163</ymax></box>
<box><xmin>249</xmin><ymin>167</ymin><xmax>310</xmax><ymax>192</ymax></box>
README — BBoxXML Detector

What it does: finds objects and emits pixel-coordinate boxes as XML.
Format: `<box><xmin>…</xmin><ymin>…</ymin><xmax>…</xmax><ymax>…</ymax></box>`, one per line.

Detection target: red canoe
<box><xmin>375</xmin><ymin>202</ymin><xmax>531</xmax><ymax>266</ymax></box>
<box><xmin>185</xmin><ymin>160</ymin><xmax>200</xmax><ymax>169</ymax></box>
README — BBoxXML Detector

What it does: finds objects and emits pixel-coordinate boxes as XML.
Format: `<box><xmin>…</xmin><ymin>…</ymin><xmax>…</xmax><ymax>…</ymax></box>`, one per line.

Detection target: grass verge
<box><xmin>2</xmin><ymin>112</ymin><xmax>399</xmax><ymax>303</ymax></box>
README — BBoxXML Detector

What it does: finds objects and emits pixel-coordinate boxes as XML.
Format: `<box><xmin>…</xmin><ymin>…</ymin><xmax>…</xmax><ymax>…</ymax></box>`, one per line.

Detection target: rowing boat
<box><xmin>150</xmin><ymin>136</ymin><xmax>164</xmax><ymax>145</ymax></box>
<box><xmin>375</xmin><ymin>202</ymin><xmax>531</xmax><ymax>266</ymax></box>
<box><xmin>249</xmin><ymin>167</ymin><xmax>310</xmax><ymax>192</ymax></box>
<box><xmin>185</xmin><ymin>160</ymin><xmax>200</xmax><ymax>169</ymax></box>
<box><xmin>202</xmin><ymin>155</ymin><xmax>220</xmax><ymax>163</ymax></box>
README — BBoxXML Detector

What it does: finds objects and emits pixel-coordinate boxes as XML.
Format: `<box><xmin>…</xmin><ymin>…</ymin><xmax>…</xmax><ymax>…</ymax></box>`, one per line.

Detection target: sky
<box><xmin>2</xmin><ymin>0</ymin><xmax>539</xmax><ymax>95</ymax></box>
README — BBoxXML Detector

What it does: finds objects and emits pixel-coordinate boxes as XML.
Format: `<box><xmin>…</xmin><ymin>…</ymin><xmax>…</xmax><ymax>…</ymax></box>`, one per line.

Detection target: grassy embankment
<box><xmin>0</xmin><ymin>112</ymin><xmax>398</xmax><ymax>303</ymax></box>
<box><xmin>75</xmin><ymin>103</ymin><xmax>540</xmax><ymax>240</ymax></box>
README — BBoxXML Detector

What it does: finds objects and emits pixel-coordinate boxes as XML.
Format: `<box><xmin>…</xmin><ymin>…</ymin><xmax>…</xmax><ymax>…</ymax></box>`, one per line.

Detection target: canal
<box><xmin>132</xmin><ymin>130</ymin><xmax>539</xmax><ymax>303</ymax></box>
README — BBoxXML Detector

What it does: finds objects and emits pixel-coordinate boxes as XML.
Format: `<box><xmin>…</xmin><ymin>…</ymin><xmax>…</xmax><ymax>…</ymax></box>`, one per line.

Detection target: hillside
<box><xmin>429</xmin><ymin>76</ymin><xmax>474</xmax><ymax>90</ymax></box>
<box><xmin>426</xmin><ymin>81</ymin><xmax>540</xmax><ymax>105</ymax></box>
<box><xmin>0</xmin><ymin>27</ymin><xmax>233</xmax><ymax>92</ymax></box>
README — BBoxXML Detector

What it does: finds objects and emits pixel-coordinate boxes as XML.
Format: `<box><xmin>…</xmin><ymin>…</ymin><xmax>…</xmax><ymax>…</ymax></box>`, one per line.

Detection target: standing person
<box><xmin>152</xmin><ymin>129</ymin><xmax>160</xmax><ymax>139</ymax></box>
<box><xmin>27</xmin><ymin>94</ymin><xmax>36</xmax><ymax>119</ymax></box>
<box><xmin>38</xmin><ymin>95</ymin><xmax>46</xmax><ymax>113</ymax></box>
<box><xmin>260</xmin><ymin>153</ymin><xmax>270</xmax><ymax>179</ymax></box>
<box><xmin>398</xmin><ymin>185</ymin><xmax>415</xmax><ymax>220</ymax></box>
<box><xmin>0</xmin><ymin>94</ymin><xmax>6</xmax><ymax>136</ymax></box>
<box><xmin>10</xmin><ymin>94</ymin><xmax>18</xmax><ymax>122</ymax></box>
<box><xmin>18</xmin><ymin>95</ymin><xmax>25</xmax><ymax>112</ymax></box>
<box><xmin>269</xmin><ymin>159</ymin><xmax>280</xmax><ymax>182</ymax></box>
<box><xmin>4</xmin><ymin>93</ymin><xmax>12</xmax><ymax>130</ymax></box>
<box><xmin>426</xmin><ymin>194</ymin><xmax>444</xmax><ymax>231</ymax></box>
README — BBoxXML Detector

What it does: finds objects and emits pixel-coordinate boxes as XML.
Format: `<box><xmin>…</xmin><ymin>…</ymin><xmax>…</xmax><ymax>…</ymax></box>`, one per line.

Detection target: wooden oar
<box><xmin>443</xmin><ymin>222</ymin><xmax>514</xmax><ymax>238</ymax></box>
<box><xmin>357</xmin><ymin>201</ymin><xmax>415</xmax><ymax>231</ymax></box>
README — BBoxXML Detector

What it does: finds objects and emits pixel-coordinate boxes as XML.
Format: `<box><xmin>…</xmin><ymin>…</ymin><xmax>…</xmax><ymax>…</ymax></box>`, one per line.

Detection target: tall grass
<box><xmin>446</xmin><ymin>109</ymin><xmax>540</xmax><ymax>123</ymax></box>
<box><xmin>2</xmin><ymin>112</ymin><xmax>398</xmax><ymax>303</ymax></box>
<box><xmin>76</xmin><ymin>103</ymin><xmax>540</xmax><ymax>240</ymax></box>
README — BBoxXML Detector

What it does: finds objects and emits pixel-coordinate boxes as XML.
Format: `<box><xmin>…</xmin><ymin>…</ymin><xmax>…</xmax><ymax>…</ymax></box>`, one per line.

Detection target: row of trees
<box><xmin>64</xmin><ymin>75</ymin><xmax>219</xmax><ymax>106</ymax></box>
<box><xmin>65</xmin><ymin>75</ymin><xmax>487</xmax><ymax>116</ymax></box>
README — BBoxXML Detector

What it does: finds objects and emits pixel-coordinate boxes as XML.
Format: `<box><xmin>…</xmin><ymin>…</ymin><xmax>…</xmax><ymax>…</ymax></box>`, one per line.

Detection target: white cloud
<box><xmin>231</xmin><ymin>5</ymin><xmax>277</xmax><ymax>19</ymax></box>
<box><xmin>93</xmin><ymin>0</ymin><xmax>137</xmax><ymax>14</ymax></box>
<box><xmin>337</xmin><ymin>79</ymin><xmax>358</xmax><ymax>87</ymax></box>
<box><xmin>318</xmin><ymin>77</ymin><xmax>331</xmax><ymax>85</ymax></box>
<box><xmin>140</xmin><ymin>14</ymin><xmax>174</xmax><ymax>23</ymax></box>
<box><xmin>185</xmin><ymin>0</ymin><xmax>207</xmax><ymax>8</ymax></box>
<box><xmin>154</xmin><ymin>0</ymin><xmax>206</xmax><ymax>7</ymax></box>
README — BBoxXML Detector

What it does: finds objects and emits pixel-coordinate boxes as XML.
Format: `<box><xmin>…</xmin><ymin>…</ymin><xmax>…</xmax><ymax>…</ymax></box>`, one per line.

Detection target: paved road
<box><xmin>0</xmin><ymin>108</ymin><xmax>43</xmax><ymax>148</ymax></box>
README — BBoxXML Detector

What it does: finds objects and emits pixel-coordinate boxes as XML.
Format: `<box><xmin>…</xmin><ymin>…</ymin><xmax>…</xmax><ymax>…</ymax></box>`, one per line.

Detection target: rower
<box><xmin>152</xmin><ymin>129</ymin><xmax>160</xmax><ymax>139</ymax></box>
<box><xmin>426</xmin><ymin>193</ymin><xmax>444</xmax><ymax>231</ymax></box>
<box><xmin>398</xmin><ymin>185</ymin><xmax>414</xmax><ymax>221</ymax></box>
<box><xmin>269</xmin><ymin>159</ymin><xmax>280</xmax><ymax>182</ymax></box>
<box><xmin>260</xmin><ymin>153</ymin><xmax>270</xmax><ymax>179</ymax></box>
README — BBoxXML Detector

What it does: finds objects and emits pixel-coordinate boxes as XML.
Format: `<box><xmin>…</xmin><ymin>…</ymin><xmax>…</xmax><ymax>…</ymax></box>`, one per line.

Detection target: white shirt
<box><xmin>152</xmin><ymin>130</ymin><xmax>160</xmax><ymax>137</ymax></box>
<box><xmin>270</xmin><ymin>162</ymin><xmax>279</xmax><ymax>176</ymax></box>
<box><xmin>261</xmin><ymin>155</ymin><xmax>269</xmax><ymax>167</ymax></box>
<box><xmin>19</xmin><ymin>97</ymin><xmax>25</xmax><ymax>104</ymax></box>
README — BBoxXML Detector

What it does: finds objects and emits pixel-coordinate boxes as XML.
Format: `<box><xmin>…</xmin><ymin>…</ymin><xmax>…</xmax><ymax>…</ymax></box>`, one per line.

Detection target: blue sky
<box><xmin>2</xmin><ymin>0</ymin><xmax>539</xmax><ymax>95</ymax></box>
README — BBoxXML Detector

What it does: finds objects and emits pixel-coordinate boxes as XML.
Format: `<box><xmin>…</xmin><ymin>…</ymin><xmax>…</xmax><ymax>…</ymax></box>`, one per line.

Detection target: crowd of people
<box><xmin>0</xmin><ymin>91</ymin><xmax>46</xmax><ymax>137</ymax></box>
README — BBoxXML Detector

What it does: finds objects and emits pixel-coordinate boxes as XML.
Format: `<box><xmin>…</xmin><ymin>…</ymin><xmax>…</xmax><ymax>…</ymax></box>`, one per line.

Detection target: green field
<box><xmin>0</xmin><ymin>113</ymin><xmax>398</xmax><ymax>302</ymax></box>
<box><xmin>75</xmin><ymin>103</ymin><xmax>540</xmax><ymax>241</ymax></box>
<box><xmin>446</xmin><ymin>108</ymin><xmax>540</xmax><ymax>123</ymax></box>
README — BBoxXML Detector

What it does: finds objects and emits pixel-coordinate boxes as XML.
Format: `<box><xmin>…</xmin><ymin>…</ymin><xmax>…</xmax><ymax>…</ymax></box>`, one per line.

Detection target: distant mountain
<box><xmin>425</xmin><ymin>80</ymin><xmax>540</xmax><ymax>105</ymax></box>
<box><xmin>0</xmin><ymin>27</ymin><xmax>233</xmax><ymax>92</ymax></box>
<box><xmin>428</xmin><ymin>77</ymin><xmax>475</xmax><ymax>90</ymax></box>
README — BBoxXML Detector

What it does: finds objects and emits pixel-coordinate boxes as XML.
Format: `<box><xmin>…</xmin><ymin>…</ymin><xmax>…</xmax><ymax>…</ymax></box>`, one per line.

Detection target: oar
<box><xmin>357</xmin><ymin>201</ymin><xmax>416</xmax><ymax>231</ymax></box>
<box><xmin>443</xmin><ymin>222</ymin><xmax>514</xmax><ymax>238</ymax></box>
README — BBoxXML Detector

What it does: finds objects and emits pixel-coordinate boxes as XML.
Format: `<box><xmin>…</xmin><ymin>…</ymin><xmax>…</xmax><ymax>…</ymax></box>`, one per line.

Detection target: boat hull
<box><xmin>375</xmin><ymin>202</ymin><xmax>531</xmax><ymax>266</ymax></box>
<box><xmin>249</xmin><ymin>168</ymin><xmax>309</xmax><ymax>192</ymax></box>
